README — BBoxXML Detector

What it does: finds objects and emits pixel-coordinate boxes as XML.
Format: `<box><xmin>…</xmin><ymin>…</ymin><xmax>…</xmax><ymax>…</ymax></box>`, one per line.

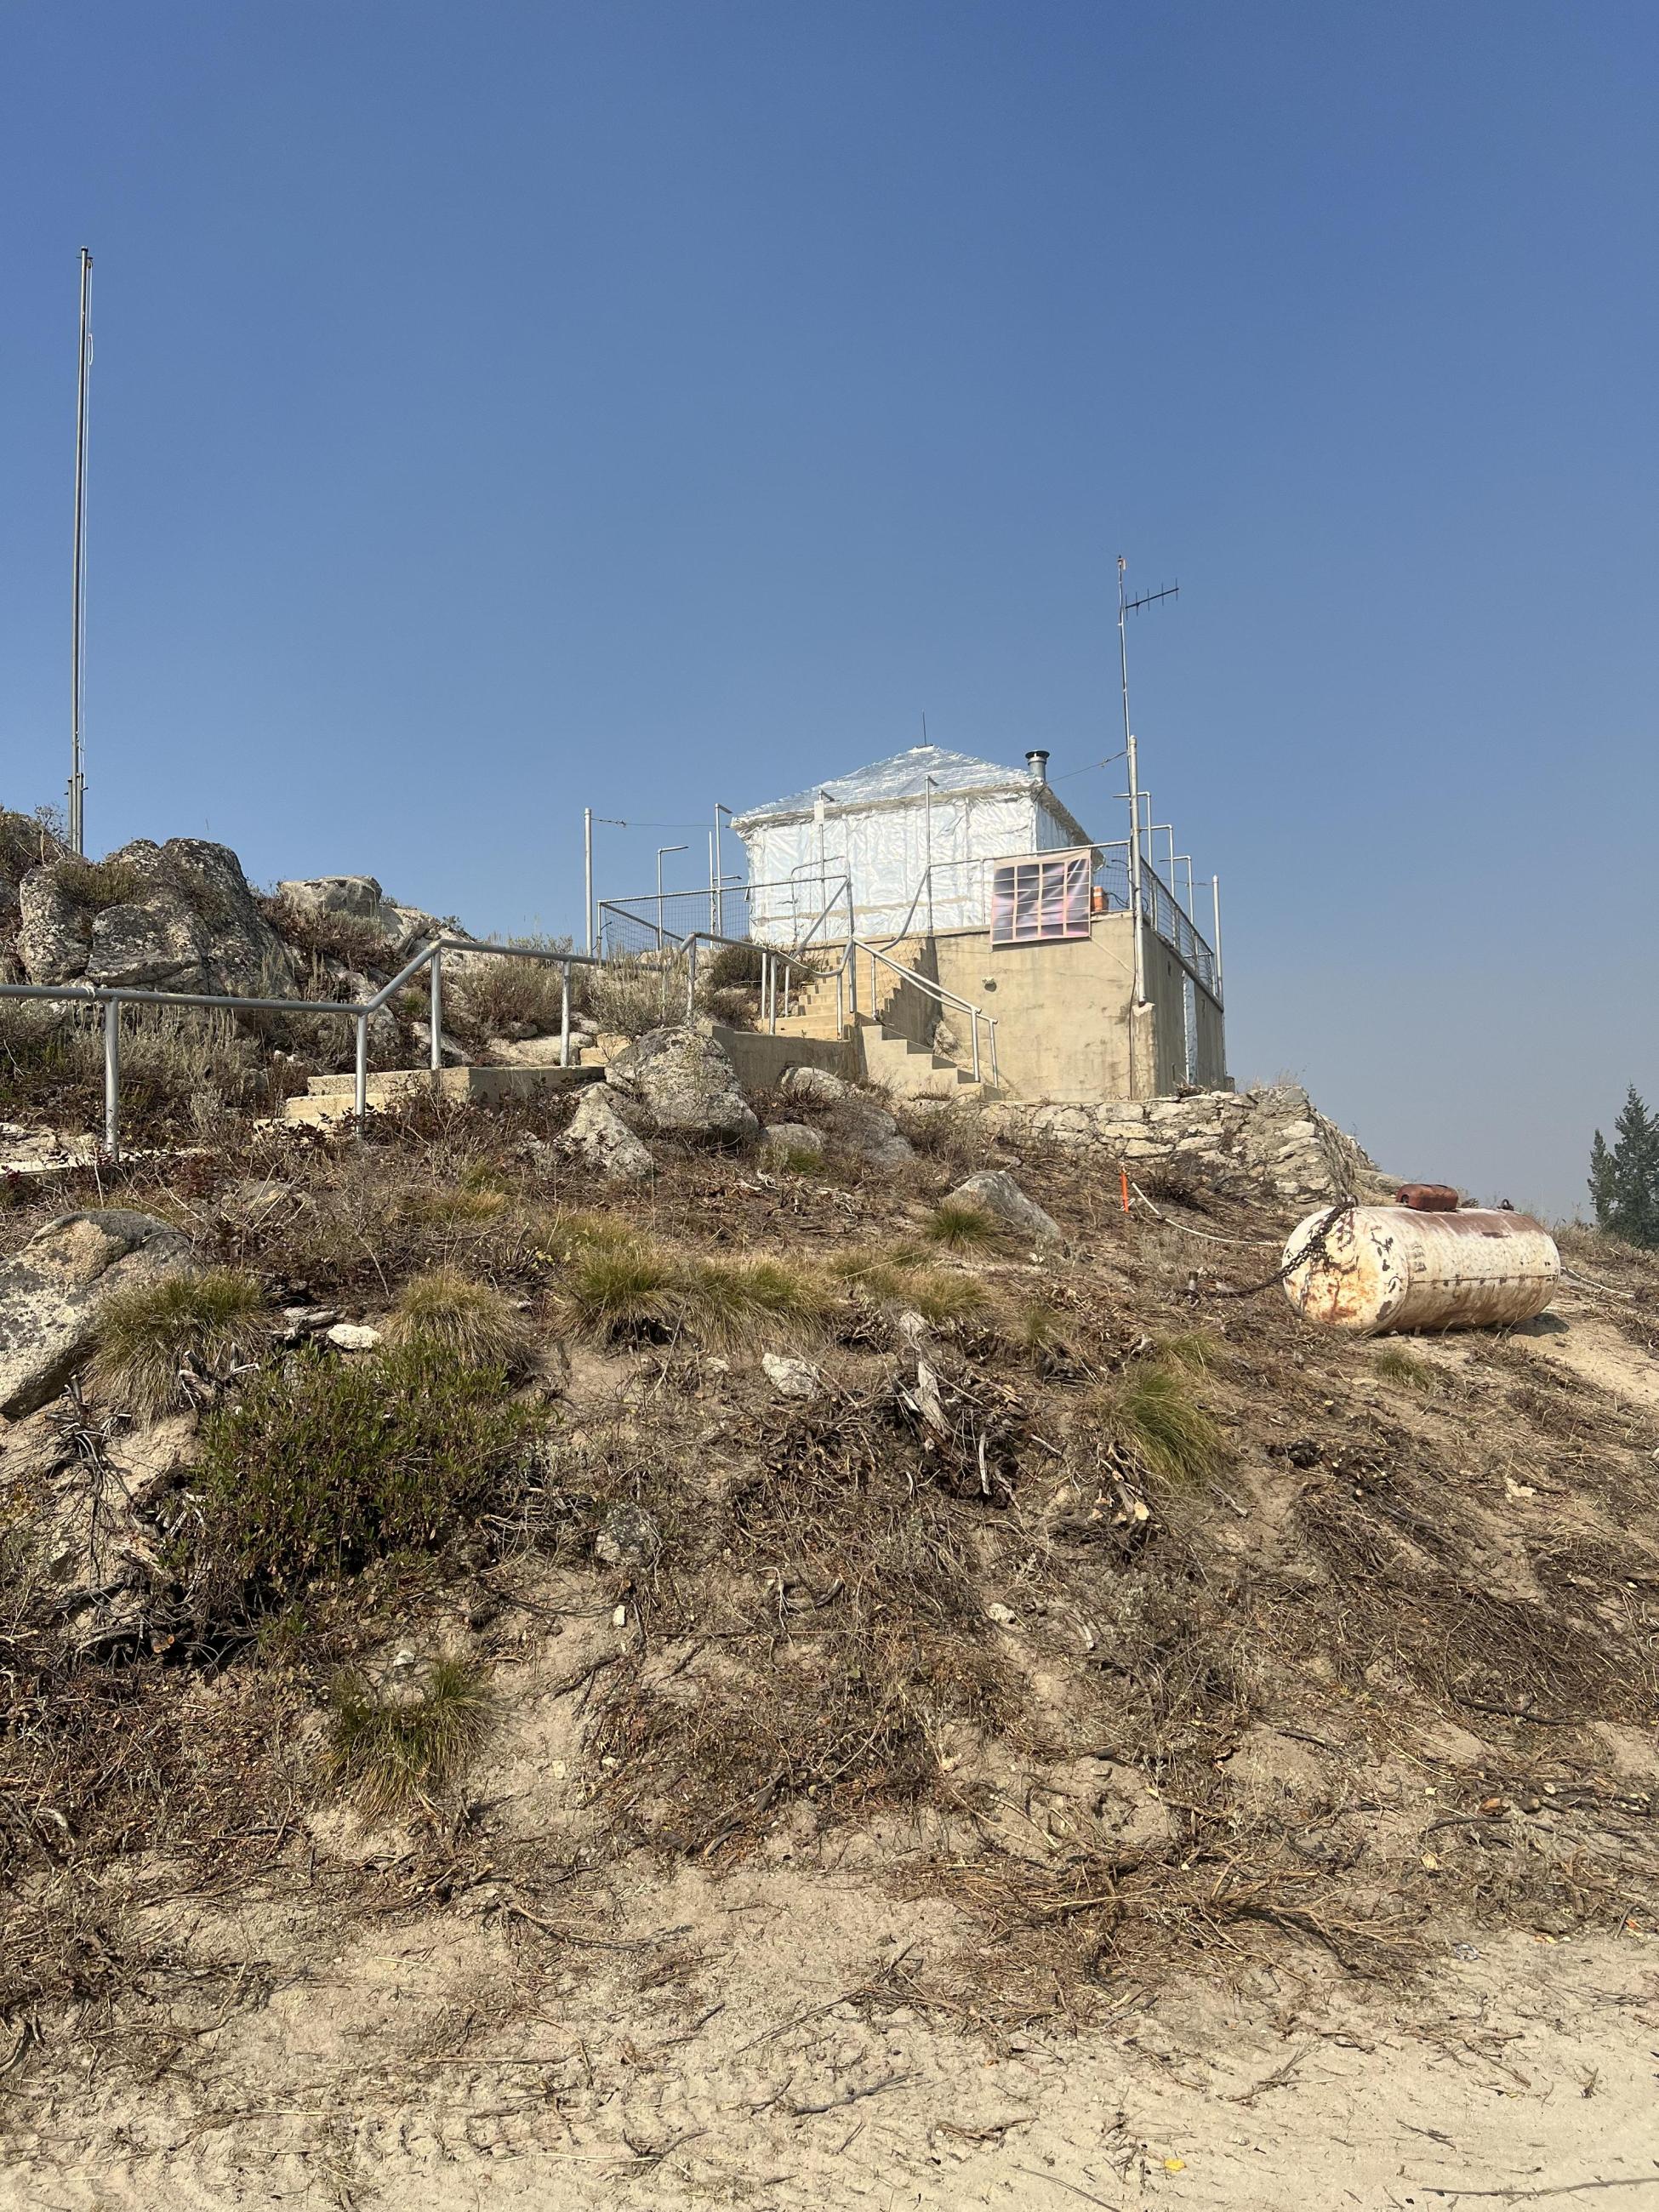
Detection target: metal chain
<box><xmin>1199</xmin><ymin>1196</ymin><xmax>1357</xmax><ymax>1300</ymax></box>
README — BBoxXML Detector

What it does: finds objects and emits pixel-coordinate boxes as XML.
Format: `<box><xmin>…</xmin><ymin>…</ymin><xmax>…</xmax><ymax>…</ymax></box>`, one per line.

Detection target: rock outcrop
<box><xmin>778</xmin><ymin>1065</ymin><xmax>914</xmax><ymax>1167</ymax></box>
<box><xmin>606</xmin><ymin>1027</ymin><xmax>759</xmax><ymax>1143</ymax></box>
<box><xmin>949</xmin><ymin>1168</ymin><xmax>1062</xmax><ymax>1242</ymax></box>
<box><xmin>0</xmin><ymin>1211</ymin><xmax>196</xmax><ymax>1419</ymax></box>
<box><xmin>17</xmin><ymin>841</ymin><xmax>296</xmax><ymax>997</ymax></box>
<box><xmin>564</xmin><ymin>1088</ymin><xmax>655</xmax><ymax>1182</ymax></box>
<box><xmin>275</xmin><ymin>875</ymin><xmax>449</xmax><ymax>966</ymax></box>
<box><xmin>982</xmin><ymin>1083</ymin><xmax>1384</xmax><ymax>1207</ymax></box>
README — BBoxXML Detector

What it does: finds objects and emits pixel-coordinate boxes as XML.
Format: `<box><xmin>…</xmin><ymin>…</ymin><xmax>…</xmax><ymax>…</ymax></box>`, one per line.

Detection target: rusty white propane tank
<box><xmin>1281</xmin><ymin>1206</ymin><xmax>1559</xmax><ymax>1335</ymax></box>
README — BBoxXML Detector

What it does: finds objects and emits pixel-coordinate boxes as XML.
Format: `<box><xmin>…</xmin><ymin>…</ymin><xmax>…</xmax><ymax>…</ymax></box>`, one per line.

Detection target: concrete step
<box><xmin>283</xmin><ymin>1063</ymin><xmax>601</xmax><ymax>1126</ymax></box>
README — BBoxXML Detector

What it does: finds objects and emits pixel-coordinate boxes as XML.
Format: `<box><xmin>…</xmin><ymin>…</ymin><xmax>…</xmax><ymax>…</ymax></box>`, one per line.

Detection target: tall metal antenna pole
<box><xmin>69</xmin><ymin>248</ymin><xmax>93</xmax><ymax>854</ymax></box>
<box><xmin>1116</xmin><ymin>557</ymin><xmax>1145</xmax><ymax>1023</ymax></box>
<box><xmin>584</xmin><ymin>807</ymin><xmax>594</xmax><ymax>954</ymax></box>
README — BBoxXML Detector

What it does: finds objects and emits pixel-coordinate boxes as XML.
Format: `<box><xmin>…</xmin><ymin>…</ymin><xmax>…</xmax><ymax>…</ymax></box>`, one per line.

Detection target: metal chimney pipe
<box><xmin>1025</xmin><ymin>749</ymin><xmax>1049</xmax><ymax>785</ymax></box>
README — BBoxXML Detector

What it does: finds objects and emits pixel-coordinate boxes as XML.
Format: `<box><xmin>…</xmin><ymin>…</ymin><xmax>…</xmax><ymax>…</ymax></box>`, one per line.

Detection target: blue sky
<box><xmin>3</xmin><ymin>2</ymin><xmax>1654</xmax><ymax>1213</ymax></box>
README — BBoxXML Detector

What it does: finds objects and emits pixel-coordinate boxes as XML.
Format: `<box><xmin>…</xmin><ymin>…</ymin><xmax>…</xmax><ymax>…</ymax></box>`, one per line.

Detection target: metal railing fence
<box><xmin>0</xmin><ymin>926</ymin><xmax>847</xmax><ymax>1158</ymax></box>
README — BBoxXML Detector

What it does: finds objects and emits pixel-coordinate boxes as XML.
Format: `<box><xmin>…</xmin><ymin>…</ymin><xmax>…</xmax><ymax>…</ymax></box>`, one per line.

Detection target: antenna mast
<box><xmin>1115</xmin><ymin>556</ymin><xmax>1178</xmax><ymax>1076</ymax></box>
<box><xmin>69</xmin><ymin>248</ymin><xmax>93</xmax><ymax>855</ymax></box>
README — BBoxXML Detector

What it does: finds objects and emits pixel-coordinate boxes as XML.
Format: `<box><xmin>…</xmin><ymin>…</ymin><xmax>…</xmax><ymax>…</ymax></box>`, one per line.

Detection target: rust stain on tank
<box><xmin>1281</xmin><ymin>1206</ymin><xmax>1559</xmax><ymax>1335</ymax></box>
<box><xmin>1396</xmin><ymin>1183</ymin><xmax>1461</xmax><ymax>1211</ymax></box>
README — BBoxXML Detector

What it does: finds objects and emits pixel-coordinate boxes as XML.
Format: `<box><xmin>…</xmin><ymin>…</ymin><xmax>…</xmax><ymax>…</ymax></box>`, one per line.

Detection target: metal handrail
<box><xmin>0</xmin><ymin>933</ymin><xmax>613</xmax><ymax>1156</ymax></box>
<box><xmin>839</xmin><ymin>936</ymin><xmax>999</xmax><ymax>1088</ymax></box>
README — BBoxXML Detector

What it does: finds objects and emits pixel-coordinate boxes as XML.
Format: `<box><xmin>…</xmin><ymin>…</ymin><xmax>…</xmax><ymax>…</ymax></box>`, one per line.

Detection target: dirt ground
<box><xmin>2</xmin><ymin>1884</ymin><xmax>1653</xmax><ymax>2209</ymax></box>
<box><xmin>3</xmin><ymin>1110</ymin><xmax>1657</xmax><ymax>2209</ymax></box>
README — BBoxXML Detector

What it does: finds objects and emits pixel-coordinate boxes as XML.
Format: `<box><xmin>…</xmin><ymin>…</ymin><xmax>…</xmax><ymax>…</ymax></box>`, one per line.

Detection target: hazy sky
<box><xmin>3</xmin><ymin>2</ymin><xmax>1654</xmax><ymax>1214</ymax></box>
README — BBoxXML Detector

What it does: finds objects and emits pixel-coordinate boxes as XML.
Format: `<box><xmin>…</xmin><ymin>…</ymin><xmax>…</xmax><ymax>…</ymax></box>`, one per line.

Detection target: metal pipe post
<box><xmin>686</xmin><ymin>937</ymin><xmax>698</xmax><ymax>1021</ymax></box>
<box><xmin>1211</xmin><ymin>875</ymin><xmax>1224</xmax><ymax>1001</ymax></box>
<box><xmin>429</xmin><ymin>945</ymin><xmax>442</xmax><ymax>1070</ymax></box>
<box><xmin>970</xmin><ymin>1015</ymin><xmax>981</xmax><ymax>1086</ymax></box>
<box><xmin>354</xmin><ymin>1012</ymin><xmax>368</xmax><ymax>1128</ymax></box>
<box><xmin>102</xmin><ymin>994</ymin><xmax>120</xmax><ymax>1155</ymax></box>
<box><xmin>584</xmin><ymin>809</ymin><xmax>594</xmax><ymax>955</ymax></box>
<box><xmin>70</xmin><ymin>248</ymin><xmax>93</xmax><ymax>855</ymax></box>
<box><xmin>560</xmin><ymin>961</ymin><xmax>571</xmax><ymax>1067</ymax></box>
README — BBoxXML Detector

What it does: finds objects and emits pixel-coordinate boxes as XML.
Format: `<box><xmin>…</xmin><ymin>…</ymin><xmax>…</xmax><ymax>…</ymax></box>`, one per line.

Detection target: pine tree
<box><xmin>1588</xmin><ymin>1086</ymin><xmax>1659</xmax><ymax>1247</ymax></box>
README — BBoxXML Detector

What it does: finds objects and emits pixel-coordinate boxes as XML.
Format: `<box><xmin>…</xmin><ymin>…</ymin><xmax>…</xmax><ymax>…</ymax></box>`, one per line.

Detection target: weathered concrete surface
<box><xmin>0</xmin><ymin>1211</ymin><xmax>196</xmax><ymax>1420</ymax></box>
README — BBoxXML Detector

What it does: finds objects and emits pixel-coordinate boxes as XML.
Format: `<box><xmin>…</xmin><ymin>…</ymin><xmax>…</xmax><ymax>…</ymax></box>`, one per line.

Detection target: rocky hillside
<box><xmin>0</xmin><ymin>1023</ymin><xmax>1654</xmax><ymax>2208</ymax></box>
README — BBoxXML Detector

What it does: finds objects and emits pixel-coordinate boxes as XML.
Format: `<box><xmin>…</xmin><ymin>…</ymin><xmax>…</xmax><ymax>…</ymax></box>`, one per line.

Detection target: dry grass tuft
<box><xmin>830</xmin><ymin>1246</ymin><xmax>992</xmax><ymax>1326</ymax></box>
<box><xmin>674</xmin><ymin>1253</ymin><xmax>830</xmax><ymax>1349</ymax></box>
<box><xmin>1161</xmin><ymin>1327</ymin><xmax>1223</xmax><ymax>1374</ymax></box>
<box><xmin>560</xmin><ymin>1235</ymin><xmax>681</xmax><ymax>1341</ymax></box>
<box><xmin>89</xmin><ymin>1268</ymin><xmax>270</xmax><ymax>1416</ymax></box>
<box><xmin>1372</xmin><ymin>1343</ymin><xmax>1438</xmax><ymax>1389</ymax></box>
<box><xmin>322</xmin><ymin>1655</ymin><xmax>491</xmax><ymax>1818</ymax></box>
<box><xmin>923</xmin><ymin>1200</ymin><xmax>1004</xmax><ymax>1251</ymax></box>
<box><xmin>1093</xmin><ymin>1360</ymin><xmax>1223</xmax><ymax>1489</ymax></box>
<box><xmin>385</xmin><ymin>1268</ymin><xmax>540</xmax><ymax>1376</ymax></box>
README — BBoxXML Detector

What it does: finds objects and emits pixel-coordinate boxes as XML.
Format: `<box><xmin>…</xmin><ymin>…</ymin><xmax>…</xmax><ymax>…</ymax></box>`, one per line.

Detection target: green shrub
<box><xmin>90</xmin><ymin>1268</ymin><xmax>270</xmax><ymax>1417</ymax></box>
<box><xmin>322</xmin><ymin>1654</ymin><xmax>491</xmax><ymax>1818</ymax></box>
<box><xmin>698</xmin><ymin>939</ymin><xmax>765</xmax><ymax>989</ymax></box>
<box><xmin>385</xmin><ymin>1268</ymin><xmax>539</xmax><ymax>1375</ymax></box>
<box><xmin>194</xmin><ymin>1345</ymin><xmax>540</xmax><ymax>1597</ymax></box>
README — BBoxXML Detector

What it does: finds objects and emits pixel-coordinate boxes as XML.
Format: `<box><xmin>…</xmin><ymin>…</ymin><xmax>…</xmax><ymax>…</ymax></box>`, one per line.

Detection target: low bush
<box><xmin>90</xmin><ymin>1268</ymin><xmax>271</xmax><ymax>1417</ymax></box>
<box><xmin>0</xmin><ymin>1001</ymin><xmax>261</xmax><ymax>1133</ymax></box>
<box><xmin>698</xmin><ymin>939</ymin><xmax>765</xmax><ymax>989</ymax></box>
<box><xmin>53</xmin><ymin>854</ymin><xmax>145</xmax><ymax>913</ymax></box>
<box><xmin>260</xmin><ymin>892</ymin><xmax>396</xmax><ymax>977</ymax></box>
<box><xmin>322</xmin><ymin>1655</ymin><xmax>492</xmax><ymax>1819</ymax></box>
<box><xmin>385</xmin><ymin>1268</ymin><xmax>540</xmax><ymax>1375</ymax></box>
<box><xmin>453</xmin><ymin>936</ymin><xmax>578</xmax><ymax>1037</ymax></box>
<box><xmin>193</xmin><ymin>1345</ymin><xmax>541</xmax><ymax>1599</ymax></box>
<box><xmin>587</xmin><ymin>959</ymin><xmax>670</xmax><ymax>1040</ymax></box>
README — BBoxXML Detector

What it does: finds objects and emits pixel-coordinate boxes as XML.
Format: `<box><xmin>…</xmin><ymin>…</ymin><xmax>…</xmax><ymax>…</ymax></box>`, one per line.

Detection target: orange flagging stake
<box><xmin>1120</xmin><ymin>1168</ymin><xmax>1132</xmax><ymax>1213</ymax></box>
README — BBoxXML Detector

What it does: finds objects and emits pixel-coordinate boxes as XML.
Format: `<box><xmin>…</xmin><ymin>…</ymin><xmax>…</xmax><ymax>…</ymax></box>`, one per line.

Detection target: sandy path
<box><xmin>4</xmin><ymin>1902</ymin><xmax>1654</xmax><ymax>2211</ymax></box>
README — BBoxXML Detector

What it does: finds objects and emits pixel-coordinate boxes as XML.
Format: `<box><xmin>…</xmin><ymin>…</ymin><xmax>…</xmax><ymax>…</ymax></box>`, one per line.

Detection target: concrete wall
<box><xmin>710</xmin><ymin>1025</ymin><xmax>854</xmax><ymax>1090</ymax></box>
<box><xmin>932</xmin><ymin>915</ymin><xmax>1224</xmax><ymax>1101</ymax></box>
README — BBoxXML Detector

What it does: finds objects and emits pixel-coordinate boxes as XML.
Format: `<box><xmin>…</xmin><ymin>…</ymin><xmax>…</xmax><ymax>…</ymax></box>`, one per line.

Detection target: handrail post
<box><xmin>429</xmin><ymin>945</ymin><xmax>442</xmax><ymax>1071</ymax></box>
<box><xmin>782</xmin><ymin>961</ymin><xmax>790</xmax><ymax>1022</ymax></box>
<box><xmin>970</xmin><ymin>1012</ymin><xmax>981</xmax><ymax>1086</ymax></box>
<box><xmin>989</xmin><ymin>1020</ymin><xmax>999</xmax><ymax>1089</ymax></box>
<box><xmin>355</xmin><ymin>1012</ymin><xmax>368</xmax><ymax>1130</ymax></box>
<box><xmin>835</xmin><ymin>962</ymin><xmax>844</xmax><ymax>1035</ymax></box>
<box><xmin>103</xmin><ymin>994</ymin><xmax>121</xmax><ymax>1158</ymax></box>
<box><xmin>561</xmin><ymin>961</ymin><xmax>572</xmax><ymax>1066</ymax></box>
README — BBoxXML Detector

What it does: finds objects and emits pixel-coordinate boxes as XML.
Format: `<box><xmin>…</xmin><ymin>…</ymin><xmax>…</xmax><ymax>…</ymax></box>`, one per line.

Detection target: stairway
<box><xmin>281</xmin><ymin>1062</ymin><xmax>601</xmax><ymax>1126</ymax></box>
<box><xmin>769</xmin><ymin>938</ymin><xmax>995</xmax><ymax>1099</ymax></box>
